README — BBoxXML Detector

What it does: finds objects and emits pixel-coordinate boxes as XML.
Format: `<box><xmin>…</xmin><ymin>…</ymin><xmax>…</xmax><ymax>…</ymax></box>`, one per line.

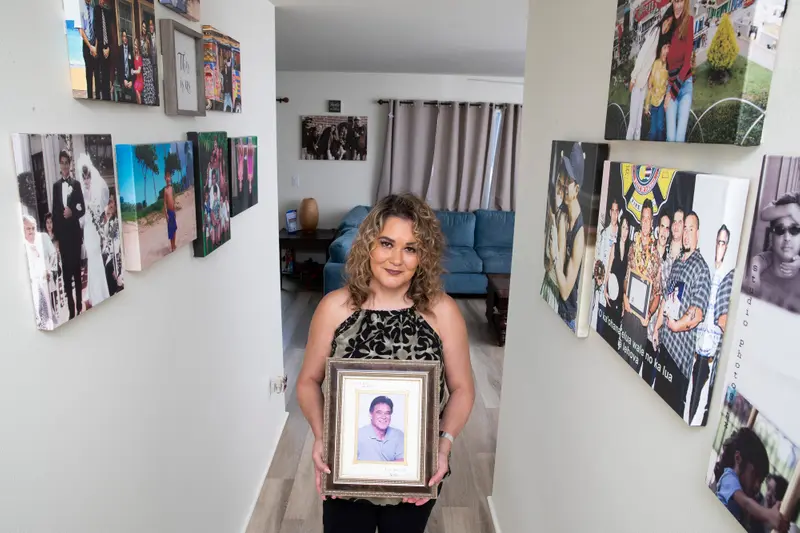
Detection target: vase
<box><xmin>299</xmin><ymin>198</ymin><xmax>319</xmax><ymax>232</ymax></box>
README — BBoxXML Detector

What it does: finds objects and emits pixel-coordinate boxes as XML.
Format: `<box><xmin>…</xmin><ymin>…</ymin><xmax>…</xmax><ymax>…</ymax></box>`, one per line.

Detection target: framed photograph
<box><xmin>322</xmin><ymin>359</ymin><xmax>440</xmax><ymax>500</ymax></box>
<box><xmin>301</xmin><ymin>116</ymin><xmax>368</xmax><ymax>161</ymax></box>
<box><xmin>160</xmin><ymin>19</ymin><xmax>206</xmax><ymax>117</ymax></box>
<box><xmin>202</xmin><ymin>26</ymin><xmax>242</xmax><ymax>113</ymax></box>
<box><xmin>228</xmin><ymin>136</ymin><xmax>258</xmax><ymax>216</ymax></box>
<box><xmin>627</xmin><ymin>271</ymin><xmax>652</xmax><ymax>321</ymax></box>
<box><xmin>158</xmin><ymin>0</ymin><xmax>200</xmax><ymax>22</ymax></box>
<box><xmin>188</xmin><ymin>131</ymin><xmax>231</xmax><ymax>257</ymax></box>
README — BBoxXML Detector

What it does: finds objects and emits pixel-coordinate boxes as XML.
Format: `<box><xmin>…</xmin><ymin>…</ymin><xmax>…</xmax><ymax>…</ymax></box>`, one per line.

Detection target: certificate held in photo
<box><xmin>357</xmin><ymin>395</ymin><xmax>405</xmax><ymax>463</ymax></box>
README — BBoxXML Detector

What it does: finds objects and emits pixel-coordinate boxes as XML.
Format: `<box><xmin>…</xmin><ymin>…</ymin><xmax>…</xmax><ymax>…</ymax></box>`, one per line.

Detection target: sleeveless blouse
<box><xmin>558</xmin><ymin>212</ymin><xmax>584</xmax><ymax>321</ymax></box>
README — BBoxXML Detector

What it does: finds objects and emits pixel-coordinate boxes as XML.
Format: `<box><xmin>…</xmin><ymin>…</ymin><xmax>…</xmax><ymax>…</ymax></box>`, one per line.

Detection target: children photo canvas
<box><xmin>202</xmin><ymin>26</ymin><xmax>241</xmax><ymax>113</ymax></box>
<box><xmin>188</xmin><ymin>131</ymin><xmax>231</xmax><ymax>257</ymax></box>
<box><xmin>605</xmin><ymin>0</ymin><xmax>786</xmax><ymax>146</ymax></box>
<box><xmin>591</xmin><ymin>162</ymin><xmax>748</xmax><ymax>426</ymax></box>
<box><xmin>706</xmin><ymin>155</ymin><xmax>800</xmax><ymax>531</ymax></box>
<box><xmin>116</xmin><ymin>142</ymin><xmax>198</xmax><ymax>271</ymax></box>
<box><xmin>158</xmin><ymin>0</ymin><xmax>200</xmax><ymax>22</ymax></box>
<box><xmin>64</xmin><ymin>0</ymin><xmax>160</xmax><ymax>106</ymax></box>
<box><xmin>13</xmin><ymin>134</ymin><xmax>124</xmax><ymax>331</ymax></box>
<box><xmin>229</xmin><ymin>136</ymin><xmax>258</xmax><ymax>216</ymax></box>
<box><xmin>540</xmin><ymin>140</ymin><xmax>609</xmax><ymax>337</ymax></box>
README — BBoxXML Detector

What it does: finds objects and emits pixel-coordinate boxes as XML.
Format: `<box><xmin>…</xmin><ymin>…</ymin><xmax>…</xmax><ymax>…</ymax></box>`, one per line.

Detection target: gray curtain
<box><xmin>376</xmin><ymin>100</ymin><xmax>521</xmax><ymax>211</ymax></box>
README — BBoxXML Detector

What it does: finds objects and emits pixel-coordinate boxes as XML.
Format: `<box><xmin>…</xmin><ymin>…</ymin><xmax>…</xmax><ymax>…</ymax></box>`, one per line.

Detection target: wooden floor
<box><xmin>245</xmin><ymin>291</ymin><xmax>505</xmax><ymax>533</ymax></box>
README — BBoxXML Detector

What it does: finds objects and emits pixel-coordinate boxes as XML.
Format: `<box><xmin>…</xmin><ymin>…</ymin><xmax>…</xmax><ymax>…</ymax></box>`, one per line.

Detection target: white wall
<box><xmin>492</xmin><ymin>0</ymin><xmax>800</xmax><ymax>531</ymax></box>
<box><xmin>0</xmin><ymin>2</ymin><xmax>284</xmax><ymax>532</ymax></box>
<box><xmin>276</xmin><ymin>72</ymin><xmax>524</xmax><ymax>229</ymax></box>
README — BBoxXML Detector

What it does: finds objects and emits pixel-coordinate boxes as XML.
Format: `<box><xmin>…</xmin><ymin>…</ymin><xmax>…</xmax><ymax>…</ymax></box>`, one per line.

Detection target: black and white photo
<box><xmin>301</xmin><ymin>115</ymin><xmax>368</xmax><ymax>161</ymax></box>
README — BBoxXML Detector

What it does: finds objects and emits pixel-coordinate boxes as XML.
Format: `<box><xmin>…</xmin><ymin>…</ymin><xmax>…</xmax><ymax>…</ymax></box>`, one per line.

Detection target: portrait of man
<box><xmin>357</xmin><ymin>395</ymin><xmax>405</xmax><ymax>463</ymax></box>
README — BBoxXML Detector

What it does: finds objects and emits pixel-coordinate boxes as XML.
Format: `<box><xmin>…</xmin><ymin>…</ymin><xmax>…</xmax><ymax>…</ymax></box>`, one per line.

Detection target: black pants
<box><xmin>656</xmin><ymin>345</ymin><xmax>689</xmax><ymax>417</ymax></box>
<box><xmin>620</xmin><ymin>313</ymin><xmax>647</xmax><ymax>372</ymax></box>
<box><xmin>62</xmin><ymin>259</ymin><xmax>82</xmax><ymax>319</ymax></box>
<box><xmin>97</xmin><ymin>53</ymin><xmax>110</xmax><ymax>100</ymax></box>
<box><xmin>323</xmin><ymin>498</ymin><xmax>435</xmax><ymax>533</ymax></box>
<box><xmin>642</xmin><ymin>340</ymin><xmax>659</xmax><ymax>387</ymax></box>
<box><xmin>105</xmin><ymin>260</ymin><xmax>119</xmax><ymax>297</ymax></box>
<box><xmin>688</xmin><ymin>355</ymin><xmax>712</xmax><ymax>423</ymax></box>
<box><xmin>82</xmin><ymin>43</ymin><xmax>96</xmax><ymax>99</ymax></box>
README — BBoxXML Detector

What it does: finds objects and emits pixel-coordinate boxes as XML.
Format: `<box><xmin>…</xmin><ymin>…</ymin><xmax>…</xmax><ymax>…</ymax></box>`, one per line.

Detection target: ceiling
<box><xmin>272</xmin><ymin>0</ymin><xmax>529</xmax><ymax>76</ymax></box>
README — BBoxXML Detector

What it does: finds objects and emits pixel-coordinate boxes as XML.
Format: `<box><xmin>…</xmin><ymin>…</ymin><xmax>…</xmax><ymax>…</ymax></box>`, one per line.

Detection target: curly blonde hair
<box><xmin>346</xmin><ymin>194</ymin><xmax>444</xmax><ymax>313</ymax></box>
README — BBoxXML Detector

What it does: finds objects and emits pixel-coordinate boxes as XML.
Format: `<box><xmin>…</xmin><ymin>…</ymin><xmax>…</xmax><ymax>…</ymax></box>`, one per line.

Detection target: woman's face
<box><xmin>772</xmin><ymin>214</ymin><xmax>800</xmax><ymax>263</ymax></box>
<box><xmin>673</xmin><ymin>0</ymin><xmax>685</xmax><ymax>19</ymax></box>
<box><xmin>369</xmin><ymin>216</ymin><xmax>419</xmax><ymax>291</ymax></box>
<box><xmin>83</xmin><ymin>168</ymin><xmax>92</xmax><ymax>190</ymax></box>
<box><xmin>45</xmin><ymin>217</ymin><xmax>53</xmax><ymax>233</ymax></box>
<box><xmin>622</xmin><ymin>218</ymin><xmax>630</xmax><ymax>240</ymax></box>
<box><xmin>554</xmin><ymin>174</ymin><xmax>564</xmax><ymax>208</ymax></box>
<box><xmin>23</xmin><ymin>219</ymin><xmax>36</xmax><ymax>244</ymax></box>
<box><xmin>565</xmin><ymin>176</ymin><xmax>579</xmax><ymax>203</ymax></box>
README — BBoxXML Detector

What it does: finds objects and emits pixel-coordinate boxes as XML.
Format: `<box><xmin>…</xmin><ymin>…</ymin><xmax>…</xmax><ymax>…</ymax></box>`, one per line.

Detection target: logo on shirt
<box><xmin>620</xmin><ymin>163</ymin><xmax>677</xmax><ymax>223</ymax></box>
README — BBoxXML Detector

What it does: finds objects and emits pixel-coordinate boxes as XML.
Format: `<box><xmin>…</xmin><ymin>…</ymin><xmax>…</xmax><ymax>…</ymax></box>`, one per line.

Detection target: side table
<box><xmin>279</xmin><ymin>228</ymin><xmax>337</xmax><ymax>291</ymax></box>
<box><xmin>486</xmin><ymin>274</ymin><xmax>510</xmax><ymax>347</ymax></box>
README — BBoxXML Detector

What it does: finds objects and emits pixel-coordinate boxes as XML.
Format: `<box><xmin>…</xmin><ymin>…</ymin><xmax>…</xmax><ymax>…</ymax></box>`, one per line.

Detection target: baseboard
<box><xmin>242</xmin><ymin>409</ymin><xmax>290</xmax><ymax>533</ymax></box>
<box><xmin>487</xmin><ymin>495</ymin><xmax>503</xmax><ymax>533</ymax></box>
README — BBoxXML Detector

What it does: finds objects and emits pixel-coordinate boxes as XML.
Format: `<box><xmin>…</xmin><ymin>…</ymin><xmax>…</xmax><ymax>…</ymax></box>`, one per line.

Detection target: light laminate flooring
<box><xmin>246</xmin><ymin>292</ymin><xmax>505</xmax><ymax>533</ymax></box>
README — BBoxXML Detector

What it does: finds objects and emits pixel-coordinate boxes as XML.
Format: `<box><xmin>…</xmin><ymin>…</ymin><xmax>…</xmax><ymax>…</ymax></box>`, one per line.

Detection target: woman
<box><xmin>541</xmin><ymin>168</ymin><xmax>566</xmax><ymax>313</ymax></box>
<box><xmin>604</xmin><ymin>213</ymin><xmax>631</xmax><ymax>347</ymax></box>
<box><xmin>140</xmin><ymin>24</ymin><xmax>156</xmax><ymax>106</ymax></box>
<box><xmin>297</xmin><ymin>194</ymin><xmax>475</xmax><ymax>533</ymax></box>
<box><xmin>23</xmin><ymin>215</ymin><xmax>54</xmax><ymax>330</ymax></box>
<box><xmin>77</xmin><ymin>154</ymin><xmax>111</xmax><ymax>309</ymax></box>
<box><xmin>663</xmin><ymin>0</ymin><xmax>694</xmax><ymax>142</ymax></box>
<box><xmin>103</xmin><ymin>195</ymin><xmax>123</xmax><ymax>296</ymax></box>
<box><xmin>132</xmin><ymin>40</ymin><xmax>144</xmax><ymax>104</ymax></box>
<box><xmin>44</xmin><ymin>213</ymin><xmax>63</xmax><ymax>318</ymax></box>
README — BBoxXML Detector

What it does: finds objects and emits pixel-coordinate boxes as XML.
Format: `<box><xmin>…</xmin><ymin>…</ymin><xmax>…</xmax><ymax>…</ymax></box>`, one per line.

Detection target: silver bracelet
<box><xmin>439</xmin><ymin>431</ymin><xmax>454</xmax><ymax>444</ymax></box>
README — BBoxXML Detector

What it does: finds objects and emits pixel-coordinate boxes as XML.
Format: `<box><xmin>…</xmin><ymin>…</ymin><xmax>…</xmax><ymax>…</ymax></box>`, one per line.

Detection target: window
<box><xmin>117</xmin><ymin>0</ymin><xmax>133</xmax><ymax>40</ymax></box>
<box><xmin>481</xmin><ymin>107</ymin><xmax>504</xmax><ymax>210</ymax></box>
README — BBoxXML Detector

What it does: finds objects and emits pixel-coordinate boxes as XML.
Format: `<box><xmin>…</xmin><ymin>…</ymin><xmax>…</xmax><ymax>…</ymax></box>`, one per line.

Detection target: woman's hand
<box><xmin>402</xmin><ymin>447</ymin><xmax>449</xmax><ymax>507</ymax></box>
<box><xmin>312</xmin><ymin>438</ymin><xmax>331</xmax><ymax>501</ymax></box>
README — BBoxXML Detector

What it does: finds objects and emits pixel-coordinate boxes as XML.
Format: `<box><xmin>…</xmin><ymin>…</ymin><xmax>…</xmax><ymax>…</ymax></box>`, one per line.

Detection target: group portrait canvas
<box><xmin>13</xmin><ymin>134</ymin><xmax>124</xmax><ymax>331</ymax></box>
<box><xmin>606</xmin><ymin>0</ymin><xmax>786</xmax><ymax>145</ymax></box>
<box><xmin>540</xmin><ymin>141</ymin><xmax>609</xmax><ymax>337</ymax></box>
<box><xmin>591</xmin><ymin>162</ymin><xmax>748</xmax><ymax>426</ymax></box>
<box><xmin>65</xmin><ymin>0</ymin><xmax>161</xmax><ymax>106</ymax></box>
<box><xmin>116</xmin><ymin>142</ymin><xmax>198</xmax><ymax>271</ymax></box>
<box><xmin>301</xmin><ymin>116</ymin><xmax>368</xmax><ymax>161</ymax></box>
<box><xmin>188</xmin><ymin>131</ymin><xmax>231</xmax><ymax>257</ymax></box>
<box><xmin>158</xmin><ymin>0</ymin><xmax>200</xmax><ymax>21</ymax></box>
<box><xmin>228</xmin><ymin>136</ymin><xmax>258</xmax><ymax>216</ymax></box>
<box><xmin>202</xmin><ymin>26</ymin><xmax>242</xmax><ymax>113</ymax></box>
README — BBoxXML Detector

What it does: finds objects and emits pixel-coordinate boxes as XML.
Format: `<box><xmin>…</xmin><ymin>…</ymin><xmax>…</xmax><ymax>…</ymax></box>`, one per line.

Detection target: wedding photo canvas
<box><xmin>13</xmin><ymin>134</ymin><xmax>124</xmax><ymax>331</ymax></box>
<box><xmin>605</xmin><ymin>0</ymin><xmax>786</xmax><ymax>145</ymax></box>
<box><xmin>228</xmin><ymin>136</ymin><xmax>258</xmax><ymax>217</ymax></box>
<box><xmin>64</xmin><ymin>0</ymin><xmax>160</xmax><ymax>106</ymax></box>
<box><xmin>188</xmin><ymin>131</ymin><xmax>231</xmax><ymax>257</ymax></box>
<box><xmin>591</xmin><ymin>162</ymin><xmax>748</xmax><ymax>426</ymax></box>
<box><xmin>705</xmin><ymin>155</ymin><xmax>800</xmax><ymax>531</ymax></box>
<box><xmin>116</xmin><ymin>142</ymin><xmax>198</xmax><ymax>271</ymax></box>
<box><xmin>540</xmin><ymin>140</ymin><xmax>609</xmax><ymax>337</ymax></box>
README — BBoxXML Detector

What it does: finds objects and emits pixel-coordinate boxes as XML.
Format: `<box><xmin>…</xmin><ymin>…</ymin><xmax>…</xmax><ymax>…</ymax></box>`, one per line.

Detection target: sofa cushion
<box><xmin>476</xmin><ymin>246</ymin><xmax>513</xmax><ymax>274</ymax></box>
<box><xmin>436</xmin><ymin>211</ymin><xmax>476</xmax><ymax>248</ymax></box>
<box><xmin>442</xmin><ymin>273</ymin><xmax>488</xmax><ymax>295</ymax></box>
<box><xmin>474</xmin><ymin>209</ymin><xmax>515</xmax><ymax>249</ymax></box>
<box><xmin>329</xmin><ymin>228</ymin><xmax>358</xmax><ymax>263</ymax></box>
<box><xmin>443</xmin><ymin>246</ymin><xmax>483</xmax><ymax>274</ymax></box>
<box><xmin>338</xmin><ymin>206</ymin><xmax>370</xmax><ymax>231</ymax></box>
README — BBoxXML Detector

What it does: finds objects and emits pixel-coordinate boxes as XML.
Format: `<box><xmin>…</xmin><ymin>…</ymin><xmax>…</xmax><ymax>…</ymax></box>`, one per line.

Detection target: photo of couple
<box><xmin>189</xmin><ymin>132</ymin><xmax>232</xmax><ymax>257</ymax></box>
<box><xmin>116</xmin><ymin>142</ymin><xmax>198</xmax><ymax>271</ymax></box>
<box><xmin>606</xmin><ymin>0</ymin><xmax>786</xmax><ymax>145</ymax></box>
<box><xmin>229</xmin><ymin>136</ymin><xmax>259</xmax><ymax>217</ymax></box>
<box><xmin>65</xmin><ymin>0</ymin><xmax>160</xmax><ymax>106</ymax></box>
<box><xmin>591</xmin><ymin>162</ymin><xmax>748</xmax><ymax>425</ymax></box>
<box><xmin>540</xmin><ymin>141</ymin><xmax>608</xmax><ymax>336</ymax></box>
<box><xmin>14</xmin><ymin>134</ymin><xmax>124</xmax><ymax>331</ymax></box>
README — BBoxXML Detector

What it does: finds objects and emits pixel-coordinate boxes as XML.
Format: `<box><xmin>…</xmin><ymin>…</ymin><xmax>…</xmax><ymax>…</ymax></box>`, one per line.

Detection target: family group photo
<box><xmin>116</xmin><ymin>141</ymin><xmax>197</xmax><ymax>271</ymax></box>
<box><xmin>191</xmin><ymin>132</ymin><xmax>231</xmax><ymax>257</ymax></box>
<box><xmin>14</xmin><ymin>134</ymin><xmax>124</xmax><ymax>331</ymax></box>
<box><xmin>203</xmin><ymin>26</ymin><xmax>242</xmax><ymax>113</ymax></box>
<box><xmin>301</xmin><ymin>115</ymin><xmax>368</xmax><ymax>161</ymax></box>
<box><xmin>65</xmin><ymin>0</ymin><xmax>160</xmax><ymax>106</ymax></box>
<box><xmin>606</xmin><ymin>0</ymin><xmax>787</xmax><ymax>145</ymax></box>
<box><xmin>590</xmin><ymin>162</ymin><xmax>748</xmax><ymax>425</ymax></box>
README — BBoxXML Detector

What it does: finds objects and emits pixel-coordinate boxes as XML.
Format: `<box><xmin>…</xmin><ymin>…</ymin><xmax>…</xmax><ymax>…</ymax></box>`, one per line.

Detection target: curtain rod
<box><xmin>376</xmin><ymin>100</ymin><xmax>515</xmax><ymax>107</ymax></box>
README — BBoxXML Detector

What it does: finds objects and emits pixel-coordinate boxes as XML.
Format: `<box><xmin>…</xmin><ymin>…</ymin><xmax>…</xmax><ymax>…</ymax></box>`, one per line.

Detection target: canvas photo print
<box><xmin>229</xmin><ymin>136</ymin><xmax>258</xmax><ymax>217</ymax></box>
<box><xmin>591</xmin><ymin>162</ymin><xmax>748</xmax><ymax>426</ymax></box>
<box><xmin>13</xmin><ymin>134</ymin><xmax>124</xmax><ymax>330</ymax></box>
<box><xmin>301</xmin><ymin>116</ymin><xmax>368</xmax><ymax>161</ymax></box>
<box><xmin>540</xmin><ymin>141</ymin><xmax>609</xmax><ymax>337</ymax></box>
<box><xmin>65</xmin><ymin>0</ymin><xmax>160</xmax><ymax>106</ymax></box>
<box><xmin>606</xmin><ymin>0</ymin><xmax>786</xmax><ymax>146</ymax></box>
<box><xmin>203</xmin><ymin>26</ymin><xmax>241</xmax><ymax>113</ymax></box>
<box><xmin>158</xmin><ymin>0</ymin><xmax>200</xmax><ymax>22</ymax></box>
<box><xmin>188</xmin><ymin>132</ymin><xmax>231</xmax><ymax>257</ymax></box>
<box><xmin>116</xmin><ymin>142</ymin><xmax>198</xmax><ymax>271</ymax></box>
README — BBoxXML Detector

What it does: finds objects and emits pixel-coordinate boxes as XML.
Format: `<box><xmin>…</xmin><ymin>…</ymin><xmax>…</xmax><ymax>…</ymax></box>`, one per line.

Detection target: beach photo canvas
<box><xmin>13</xmin><ymin>134</ymin><xmax>124</xmax><ymax>331</ymax></box>
<box><xmin>606</xmin><ymin>0</ymin><xmax>786</xmax><ymax>145</ymax></box>
<box><xmin>540</xmin><ymin>140</ymin><xmax>609</xmax><ymax>337</ymax></box>
<box><xmin>158</xmin><ymin>0</ymin><xmax>200</xmax><ymax>21</ymax></box>
<box><xmin>116</xmin><ymin>142</ymin><xmax>198</xmax><ymax>271</ymax></box>
<box><xmin>591</xmin><ymin>162</ymin><xmax>749</xmax><ymax>426</ymax></box>
<box><xmin>229</xmin><ymin>136</ymin><xmax>258</xmax><ymax>217</ymax></box>
<box><xmin>202</xmin><ymin>26</ymin><xmax>242</xmax><ymax>113</ymax></box>
<box><xmin>64</xmin><ymin>0</ymin><xmax>160</xmax><ymax>106</ymax></box>
<box><xmin>188</xmin><ymin>131</ymin><xmax>231</xmax><ymax>257</ymax></box>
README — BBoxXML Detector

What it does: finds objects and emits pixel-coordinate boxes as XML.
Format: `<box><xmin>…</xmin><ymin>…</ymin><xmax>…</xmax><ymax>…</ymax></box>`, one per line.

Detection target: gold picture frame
<box><xmin>322</xmin><ymin>359</ymin><xmax>440</xmax><ymax>499</ymax></box>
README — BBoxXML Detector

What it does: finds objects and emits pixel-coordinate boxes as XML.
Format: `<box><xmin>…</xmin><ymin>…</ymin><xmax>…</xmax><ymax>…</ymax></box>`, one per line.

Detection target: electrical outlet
<box><xmin>292</xmin><ymin>175</ymin><xmax>300</xmax><ymax>188</ymax></box>
<box><xmin>270</xmin><ymin>375</ymin><xmax>288</xmax><ymax>396</ymax></box>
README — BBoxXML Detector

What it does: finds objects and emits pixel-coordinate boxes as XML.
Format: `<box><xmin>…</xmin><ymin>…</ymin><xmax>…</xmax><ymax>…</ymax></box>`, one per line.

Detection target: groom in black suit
<box><xmin>52</xmin><ymin>151</ymin><xmax>86</xmax><ymax>319</ymax></box>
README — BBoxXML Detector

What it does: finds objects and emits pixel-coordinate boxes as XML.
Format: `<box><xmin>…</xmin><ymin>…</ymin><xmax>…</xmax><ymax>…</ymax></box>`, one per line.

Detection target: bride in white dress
<box><xmin>76</xmin><ymin>154</ymin><xmax>110</xmax><ymax>309</ymax></box>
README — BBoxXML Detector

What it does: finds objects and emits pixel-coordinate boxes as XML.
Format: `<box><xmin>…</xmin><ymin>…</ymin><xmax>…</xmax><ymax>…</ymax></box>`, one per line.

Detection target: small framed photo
<box><xmin>322</xmin><ymin>359</ymin><xmax>440</xmax><ymax>500</ymax></box>
<box><xmin>627</xmin><ymin>271</ymin><xmax>652</xmax><ymax>321</ymax></box>
<box><xmin>160</xmin><ymin>19</ymin><xmax>206</xmax><ymax>117</ymax></box>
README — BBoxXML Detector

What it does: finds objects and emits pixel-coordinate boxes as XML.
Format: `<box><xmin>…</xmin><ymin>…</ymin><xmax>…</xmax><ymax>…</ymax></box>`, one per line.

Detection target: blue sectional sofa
<box><xmin>323</xmin><ymin>206</ymin><xmax>515</xmax><ymax>295</ymax></box>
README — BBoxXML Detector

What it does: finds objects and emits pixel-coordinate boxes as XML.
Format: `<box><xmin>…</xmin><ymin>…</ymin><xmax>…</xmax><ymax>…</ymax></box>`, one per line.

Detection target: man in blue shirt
<box><xmin>357</xmin><ymin>396</ymin><xmax>404</xmax><ymax>462</ymax></box>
